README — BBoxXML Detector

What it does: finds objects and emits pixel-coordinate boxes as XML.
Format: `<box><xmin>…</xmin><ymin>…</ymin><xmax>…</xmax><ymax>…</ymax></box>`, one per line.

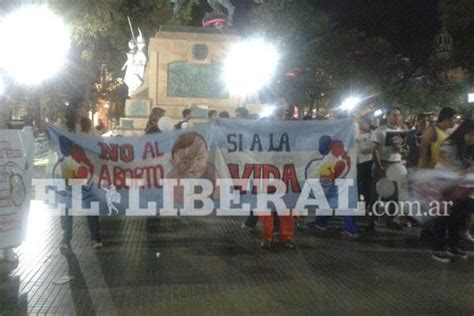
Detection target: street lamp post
<box><xmin>0</xmin><ymin>5</ymin><xmax>70</xmax><ymax>130</ymax></box>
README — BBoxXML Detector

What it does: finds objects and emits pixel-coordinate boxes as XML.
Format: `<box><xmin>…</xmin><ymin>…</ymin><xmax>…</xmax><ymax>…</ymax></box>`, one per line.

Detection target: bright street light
<box><xmin>340</xmin><ymin>96</ymin><xmax>361</xmax><ymax>112</ymax></box>
<box><xmin>260</xmin><ymin>105</ymin><xmax>275</xmax><ymax>118</ymax></box>
<box><xmin>374</xmin><ymin>109</ymin><xmax>383</xmax><ymax>117</ymax></box>
<box><xmin>0</xmin><ymin>6</ymin><xmax>70</xmax><ymax>85</ymax></box>
<box><xmin>223</xmin><ymin>38</ymin><xmax>279</xmax><ymax>97</ymax></box>
<box><xmin>468</xmin><ymin>93</ymin><xmax>474</xmax><ymax>103</ymax></box>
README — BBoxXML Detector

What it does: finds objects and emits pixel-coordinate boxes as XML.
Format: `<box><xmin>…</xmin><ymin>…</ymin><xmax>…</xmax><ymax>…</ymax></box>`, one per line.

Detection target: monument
<box><xmin>120</xmin><ymin>25</ymin><xmax>263</xmax><ymax>135</ymax></box>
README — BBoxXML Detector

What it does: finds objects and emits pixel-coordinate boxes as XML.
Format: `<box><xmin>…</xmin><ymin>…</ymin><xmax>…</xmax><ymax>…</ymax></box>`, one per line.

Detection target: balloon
<box><xmin>330</xmin><ymin>140</ymin><xmax>345</xmax><ymax>157</ymax></box>
<box><xmin>158</xmin><ymin>116</ymin><xmax>174</xmax><ymax>132</ymax></box>
<box><xmin>319</xmin><ymin>135</ymin><xmax>332</xmax><ymax>155</ymax></box>
<box><xmin>386</xmin><ymin>164</ymin><xmax>408</xmax><ymax>182</ymax></box>
<box><xmin>76</xmin><ymin>166</ymin><xmax>89</xmax><ymax>179</ymax></box>
<box><xmin>334</xmin><ymin>160</ymin><xmax>346</xmax><ymax>178</ymax></box>
<box><xmin>376</xmin><ymin>178</ymin><xmax>396</xmax><ymax>198</ymax></box>
<box><xmin>59</xmin><ymin>136</ymin><xmax>73</xmax><ymax>156</ymax></box>
<box><xmin>70</xmin><ymin>145</ymin><xmax>86</xmax><ymax>163</ymax></box>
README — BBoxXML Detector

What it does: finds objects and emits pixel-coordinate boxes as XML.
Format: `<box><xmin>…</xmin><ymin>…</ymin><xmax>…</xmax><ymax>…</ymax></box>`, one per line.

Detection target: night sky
<box><xmin>228</xmin><ymin>0</ymin><xmax>440</xmax><ymax>64</ymax></box>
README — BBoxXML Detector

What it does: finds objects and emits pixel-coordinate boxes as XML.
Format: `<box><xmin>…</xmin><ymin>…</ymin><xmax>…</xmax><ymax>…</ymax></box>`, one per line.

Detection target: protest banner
<box><xmin>45</xmin><ymin>118</ymin><xmax>359</xmax><ymax>216</ymax></box>
<box><xmin>0</xmin><ymin>128</ymin><xmax>34</xmax><ymax>248</ymax></box>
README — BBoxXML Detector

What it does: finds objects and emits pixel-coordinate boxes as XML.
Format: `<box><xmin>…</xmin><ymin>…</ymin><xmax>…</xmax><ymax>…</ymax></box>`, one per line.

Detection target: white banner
<box><xmin>0</xmin><ymin>128</ymin><xmax>34</xmax><ymax>249</ymax></box>
<box><xmin>46</xmin><ymin>118</ymin><xmax>359</xmax><ymax>215</ymax></box>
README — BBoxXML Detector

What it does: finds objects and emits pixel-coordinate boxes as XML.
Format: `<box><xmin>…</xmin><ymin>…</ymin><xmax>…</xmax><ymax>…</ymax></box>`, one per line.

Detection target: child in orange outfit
<box><xmin>259</xmin><ymin>210</ymin><xmax>296</xmax><ymax>249</ymax></box>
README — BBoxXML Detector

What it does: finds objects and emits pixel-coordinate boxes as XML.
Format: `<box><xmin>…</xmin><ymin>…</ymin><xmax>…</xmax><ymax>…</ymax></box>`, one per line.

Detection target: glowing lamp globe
<box><xmin>223</xmin><ymin>39</ymin><xmax>279</xmax><ymax>97</ymax></box>
<box><xmin>0</xmin><ymin>6</ymin><xmax>70</xmax><ymax>85</ymax></box>
<box><xmin>340</xmin><ymin>97</ymin><xmax>361</xmax><ymax>112</ymax></box>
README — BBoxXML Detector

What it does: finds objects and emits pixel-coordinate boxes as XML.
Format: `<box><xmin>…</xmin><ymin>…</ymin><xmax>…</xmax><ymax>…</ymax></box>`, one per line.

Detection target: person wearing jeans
<box><xmin>60</xmin><ymin>208</ymin><xmax>101</xmax><ymax>247</ymax></box>
<box><xmin>55</xmin><ymin>97</ymin><xmax>103</xmax><ymax>252</ymax></box>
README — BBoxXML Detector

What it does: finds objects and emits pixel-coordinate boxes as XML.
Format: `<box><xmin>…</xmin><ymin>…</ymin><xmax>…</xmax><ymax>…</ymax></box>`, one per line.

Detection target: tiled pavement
<box><xmin>1</xmin><ymin>201</ymin><xmax>473</xmax><ymax>315</ymax></box>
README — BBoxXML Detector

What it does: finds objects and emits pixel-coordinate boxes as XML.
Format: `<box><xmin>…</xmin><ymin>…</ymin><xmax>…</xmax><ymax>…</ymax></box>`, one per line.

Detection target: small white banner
<box><xmin>0</xmin><ymin>128</ymin><xmax>34</xmax><ymax>249</ymax></box>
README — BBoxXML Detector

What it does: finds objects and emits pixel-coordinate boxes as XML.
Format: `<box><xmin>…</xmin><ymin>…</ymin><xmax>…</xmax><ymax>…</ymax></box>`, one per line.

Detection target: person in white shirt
<box><xmin>370</xmin><ymin>107</ymin><xmax>408</xmax><ymax>230</ymax></box>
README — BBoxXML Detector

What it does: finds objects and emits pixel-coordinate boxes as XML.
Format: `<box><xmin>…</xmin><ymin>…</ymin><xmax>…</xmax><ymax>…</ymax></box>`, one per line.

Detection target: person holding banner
<box><xmin>56</xmin><ymin>97</ymin><xmax>103</xmax><ymax>252</ymax></box>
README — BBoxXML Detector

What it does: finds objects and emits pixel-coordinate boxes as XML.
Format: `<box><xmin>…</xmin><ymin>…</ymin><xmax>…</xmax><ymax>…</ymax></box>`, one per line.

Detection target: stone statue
<box><xmin>207</xmin><ymin>0</ymin><xmax>235</xmax><ymax>26</ymax></box>
<box><xmin>171</xmin><ymin>0</ymin><xmax>264</xmax><ymax>26</ymax></box>
<box><xmin>122</xmin><ymin>18</ymin><xmax>147</xmax><ymax>97</ymax></box>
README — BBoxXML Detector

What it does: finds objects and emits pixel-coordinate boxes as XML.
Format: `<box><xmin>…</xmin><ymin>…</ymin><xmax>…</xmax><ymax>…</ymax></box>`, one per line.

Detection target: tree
<box><xmin>246</xmin><ymin>0</ymin><xmax>407</xmax><ymax>114</ymax></box>
<box><xmin>48</xmin><ymin>0</ymin><xmax>172</xmax><ymax>94</ymax></box>
<box><xmin>0</xmin><ymin>1</ymin><xmax>173</xmax><ymax>128</ymax></box>
<box><xmin>440</xmin><ymin>0</ymin><xmax>474</xmax><ymax>71</ymax></box>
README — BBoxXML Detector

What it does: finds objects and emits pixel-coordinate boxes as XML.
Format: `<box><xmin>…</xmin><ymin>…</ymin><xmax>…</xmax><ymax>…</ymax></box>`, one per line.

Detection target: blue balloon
<box><xmin>319</xmin><ymin>135</ymin><xmax>332</xmax><ymax>155</ymax></box>
<box><xmin>59</xmin><ymin>136</ymin><xmax>73</xmax><ymax>157</ymax></box>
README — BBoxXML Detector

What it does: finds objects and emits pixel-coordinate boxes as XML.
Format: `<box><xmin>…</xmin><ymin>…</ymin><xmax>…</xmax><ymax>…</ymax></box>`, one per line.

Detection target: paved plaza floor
<box><xmin>1</xmin><ymin>201</ymin><xmax>473</xmax><ymax>315</ymax></box>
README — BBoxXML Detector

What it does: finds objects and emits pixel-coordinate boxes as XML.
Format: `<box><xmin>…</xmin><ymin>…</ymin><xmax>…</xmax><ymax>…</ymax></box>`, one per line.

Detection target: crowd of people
<box><xmin>354</xmin><ymin>107</ymin><xmax>473</xmax><ymax>263</ymax></box>
<box><xmin>0</xmin><ymin>100</ymin><xmax>473</xmax><ymax>265</ymax></box>
<box><xmin>142</xmin><ymin>103</ymin><xmax>473</xmax><ymax>260</ymax></box>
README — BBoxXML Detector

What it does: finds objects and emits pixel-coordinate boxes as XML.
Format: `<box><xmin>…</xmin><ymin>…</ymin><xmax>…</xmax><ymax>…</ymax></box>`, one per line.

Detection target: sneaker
<box><xmin>280</xmin><ymin>239</ymin><xmax>297</xmax><ymax>250</ymax></box>
<box><xmin>260</xmin><ymin>240</ymin><xmax>272</xmax><ymax>250</ymax></box>
<box><xmin>340</xmin><ymin>230</ymin><xmax>359</xmax><ymax>239</ymax></box>
<box><xmin>93</xmin><ymin>241</ymin><xmax>104</xmax><ymax>249</ymax></box>
<box><xmin>447</xmin><ymin>247</ymin><xmax>469</xmax><ymax>259</ymax></box>
<box><xmin>461</xmin><ymin>232</ymin><xmax>474</xmax><ymax>242</ymax></box>
<box><xmin>432</xmin><ymin>251</ymin><xmax>451</xmax><ymax>263</ymax></box>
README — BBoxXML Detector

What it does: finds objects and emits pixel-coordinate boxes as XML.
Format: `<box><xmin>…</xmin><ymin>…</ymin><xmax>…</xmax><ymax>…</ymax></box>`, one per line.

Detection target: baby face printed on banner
<box><xmin>169</xmin><ymin>132</ymin><xmax>209</xmax><ymax>179</ymax></box>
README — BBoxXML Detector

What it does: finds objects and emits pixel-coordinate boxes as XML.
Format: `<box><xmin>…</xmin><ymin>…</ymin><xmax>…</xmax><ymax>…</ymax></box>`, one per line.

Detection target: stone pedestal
<box><xmin>120</xmin><ymin>25</ymin><xmax>263</xmax><ymax>135</ymax></box>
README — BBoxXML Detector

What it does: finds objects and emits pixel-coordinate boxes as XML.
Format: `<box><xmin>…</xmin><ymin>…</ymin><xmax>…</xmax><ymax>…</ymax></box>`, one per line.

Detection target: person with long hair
<box><xmin>432</xmin><ymin>119</ymin><xmax>474</xmax><ymax>262</ymax></box>
<box><xmin>145</xmin><ymin>107</ymin><xmax>166</xmax><ymax>134</ymax></box>
<box><xmin>57</xmin><ymin>97</ymin><xmax>103</xmax><ymax>252</ymax></box>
